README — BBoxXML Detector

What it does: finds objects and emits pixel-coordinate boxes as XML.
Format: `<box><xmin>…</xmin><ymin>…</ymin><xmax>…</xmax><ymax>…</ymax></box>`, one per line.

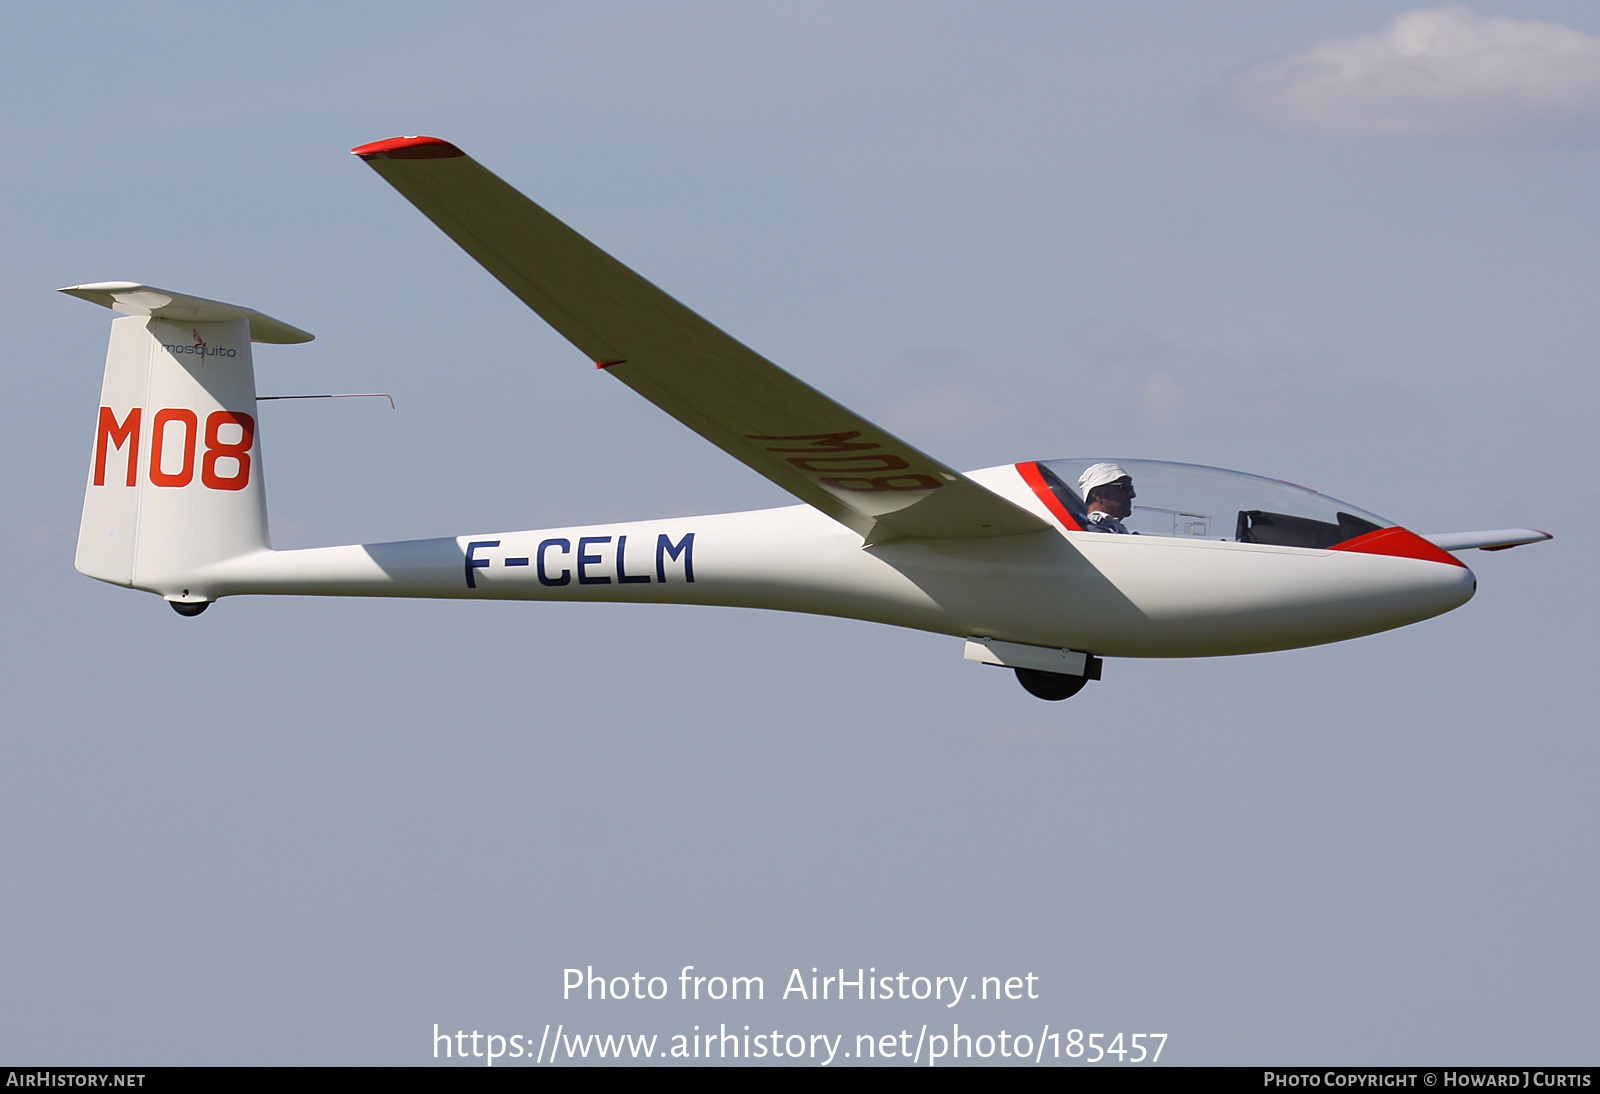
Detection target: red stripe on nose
<box><xmin>1330</xmin><ymin>527</ymin><xmax>1468</xmax><ymax>567</ymax></box>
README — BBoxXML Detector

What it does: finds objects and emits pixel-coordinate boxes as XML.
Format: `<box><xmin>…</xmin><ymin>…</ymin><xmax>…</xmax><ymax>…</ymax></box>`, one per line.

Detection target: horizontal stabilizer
<box><xmin>351</xmin><ymin>136</ymin><xmax>1047</xmax><ymax>543</ymax></box>
<box><xmin>60</xmin><ymin>283</ymin><xmax>313</xmax><ymax>344</ymax></box>
<box><xmin>1422</xmin><ymin>528</ymin><xmax>1552</xmax><ymax>552</ymax></box>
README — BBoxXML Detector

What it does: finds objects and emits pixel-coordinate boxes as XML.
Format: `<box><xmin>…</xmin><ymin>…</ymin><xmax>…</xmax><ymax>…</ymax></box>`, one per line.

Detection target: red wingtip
<box><xmin>350</xmin><ymin>136</ymin><xmax>465</xmax><ymax>160</ymax></box>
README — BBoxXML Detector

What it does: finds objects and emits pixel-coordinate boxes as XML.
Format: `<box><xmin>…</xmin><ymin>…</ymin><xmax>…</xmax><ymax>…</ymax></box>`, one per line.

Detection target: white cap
<box><xmin>1078</xmin><ymin>462</ymin><xmax>1132</xmax><ymax>498</ymax></box>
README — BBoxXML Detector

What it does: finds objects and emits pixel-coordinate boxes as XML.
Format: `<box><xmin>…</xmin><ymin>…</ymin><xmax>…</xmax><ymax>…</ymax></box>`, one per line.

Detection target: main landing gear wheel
<box><xmin>1014</xmin><ymin>668</ymin><xmax>1090</xmax><ymax>701</ymax></box>
<box><xmin>1013</xmin><ymin>656</ymin><xmax>1100</xmax><ymax>701</ymax></box>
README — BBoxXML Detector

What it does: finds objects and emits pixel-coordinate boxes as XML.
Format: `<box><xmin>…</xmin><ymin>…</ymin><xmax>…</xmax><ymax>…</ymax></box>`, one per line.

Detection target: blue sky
<box><xmin>2</xmin><ymin>2</ymin><xmax>1594</xmax><ymax>1064</ymax></box>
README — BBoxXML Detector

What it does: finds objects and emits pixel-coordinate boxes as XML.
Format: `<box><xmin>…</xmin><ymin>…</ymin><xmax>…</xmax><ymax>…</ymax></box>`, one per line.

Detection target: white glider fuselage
<box><xmin>187</xmin><ymin>465</ymin><xmax>1475</xmax><ymax>659</ymax></box>
<box><xmin>63</xmin><ymin>136</ymin><xmax>1538</xmax><ymax>693</ymax></box>
<box><xmin>63</xmin><ymin>301</ymin><xmax>1478</xmax><ymax>663</ymax></box>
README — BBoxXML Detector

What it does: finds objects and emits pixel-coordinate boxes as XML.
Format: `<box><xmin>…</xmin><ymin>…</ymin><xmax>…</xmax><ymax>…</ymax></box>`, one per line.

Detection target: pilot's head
<box><xmin>1079</xmin><ymin>462</ymin><xmax>1136</xmax><ymax>519</ymax></box>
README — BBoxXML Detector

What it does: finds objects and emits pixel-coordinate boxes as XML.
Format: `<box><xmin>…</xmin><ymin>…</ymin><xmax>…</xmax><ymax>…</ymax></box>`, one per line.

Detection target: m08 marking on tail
<box><xmin>94</xmin><ymin>407</ymin><xmax>141</xmax><ymax>487</ymax></box>
<box><xmin>93</xmin><ymin>406</ymin><xmax>256</xmax><ymax>491</ymax></box>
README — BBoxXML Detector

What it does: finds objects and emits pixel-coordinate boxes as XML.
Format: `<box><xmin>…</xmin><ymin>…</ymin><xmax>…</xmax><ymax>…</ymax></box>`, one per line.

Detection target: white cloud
<box><xmin>1223</xmin><ymin>7</ymin><xmax>1600</xmax><ymax>140</ymax></box>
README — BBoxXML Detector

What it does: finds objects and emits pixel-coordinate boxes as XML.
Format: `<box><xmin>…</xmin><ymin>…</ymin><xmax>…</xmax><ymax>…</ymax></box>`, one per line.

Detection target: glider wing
<box><xmin>351</xmin><ymin>136</ymin><xmax>1047</xmax><ymax>542</ymax></box>
<box><xmin>1423</xmin><ymin>529</ymin><xmax>1552</xmax><ymax>552</ymax></box>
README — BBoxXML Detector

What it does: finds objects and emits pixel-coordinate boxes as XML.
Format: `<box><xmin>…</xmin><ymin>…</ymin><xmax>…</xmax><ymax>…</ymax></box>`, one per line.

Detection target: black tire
<box><xmin>1014</xmin><ymin>667</ymin><xmax>1090</xmax><ymax>701</ymax></box>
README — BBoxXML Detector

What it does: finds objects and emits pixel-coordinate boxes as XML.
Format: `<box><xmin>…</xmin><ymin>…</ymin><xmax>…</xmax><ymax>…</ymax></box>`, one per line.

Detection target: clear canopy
<box><xmin>1036</xmin><ymin>459</ymin><xmax>1394</xmax><ymax>548</ymax></box>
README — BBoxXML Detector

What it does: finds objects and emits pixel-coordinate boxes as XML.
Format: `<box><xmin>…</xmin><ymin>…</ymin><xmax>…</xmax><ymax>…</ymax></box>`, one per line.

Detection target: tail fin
<box><xmin>63</xmin><ymin>283</ymin><xmax>313</xmax><ymax>606</ymax></box>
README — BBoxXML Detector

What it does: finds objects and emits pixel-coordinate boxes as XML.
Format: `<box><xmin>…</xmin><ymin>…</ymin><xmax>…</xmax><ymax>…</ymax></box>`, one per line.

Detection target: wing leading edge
<box><xmin>351</xmin><ymin>136</ymin><xmax>1048</xmax><ymax>543</ymax></box>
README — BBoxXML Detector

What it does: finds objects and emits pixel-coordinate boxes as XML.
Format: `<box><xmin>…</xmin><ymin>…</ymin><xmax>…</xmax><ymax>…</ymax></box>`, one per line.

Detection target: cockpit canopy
<box><xmin>1034</xmin><ymin>459</ymin><xmax>1394</xmax><ymax>548</ymax></box>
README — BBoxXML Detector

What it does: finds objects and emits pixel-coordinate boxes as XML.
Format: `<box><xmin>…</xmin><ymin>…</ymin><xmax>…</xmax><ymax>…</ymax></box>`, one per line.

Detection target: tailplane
<box><xmin>64</xmin><ymin>283</ymin><xmax>312</xmax><ymax>609</ymax></box>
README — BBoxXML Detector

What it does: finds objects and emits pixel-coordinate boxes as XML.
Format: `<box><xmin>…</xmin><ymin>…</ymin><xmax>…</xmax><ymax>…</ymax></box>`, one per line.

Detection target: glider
<box><xmin>62</xmin><ymin>136</ymin><xmax>1551</xmax><ymax>700</ymax></box>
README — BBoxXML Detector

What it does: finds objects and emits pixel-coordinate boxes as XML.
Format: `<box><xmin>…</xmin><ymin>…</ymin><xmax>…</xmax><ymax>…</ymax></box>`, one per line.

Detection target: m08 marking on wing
<box><xmin>746</xmin><ymin>432</ymin><xmax>943</xmax><ymax>494</ymax></box>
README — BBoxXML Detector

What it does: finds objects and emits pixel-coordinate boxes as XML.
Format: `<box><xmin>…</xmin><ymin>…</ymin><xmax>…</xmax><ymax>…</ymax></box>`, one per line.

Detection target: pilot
<box><xmin>1078</xmin><ymin>463</ymin><xmax>1136</xmax><ymax>533</ymax></box>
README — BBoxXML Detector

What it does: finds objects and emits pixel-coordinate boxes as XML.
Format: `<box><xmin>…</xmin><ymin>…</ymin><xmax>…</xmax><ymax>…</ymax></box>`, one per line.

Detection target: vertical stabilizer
<box><xmin>67</xmin><ymin>285</ymin><xmax>312</xmax><ymax>604</ymax></box>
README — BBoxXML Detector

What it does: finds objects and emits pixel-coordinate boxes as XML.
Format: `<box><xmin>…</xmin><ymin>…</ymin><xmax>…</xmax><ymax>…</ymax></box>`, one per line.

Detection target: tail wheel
<box><xmin>1015</xmin><ymin>667</ymin><xmax>1091</xmax><ymax>701</ymax></box>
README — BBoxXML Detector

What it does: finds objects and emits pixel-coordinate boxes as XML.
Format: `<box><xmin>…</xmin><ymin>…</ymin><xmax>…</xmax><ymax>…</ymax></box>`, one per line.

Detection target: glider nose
<box><xmin>1362</xmin><ymin>548</ymin><xmax>1476</xmax><ymax>638</ymax></box>
<box><xmin>1324</xmin><ymin>525</ymin><xmax>1476</xmax><ymax>631</ymax></box>
<box><xmin>1430</xmin><ymin>553</ymin><xmax>1477</xmax><ymax>610</ymax></box>
<box><xmin>1382</xmin><ymin>537</ymin><xmax>1478</xmax><ymax>623</ymax></box>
